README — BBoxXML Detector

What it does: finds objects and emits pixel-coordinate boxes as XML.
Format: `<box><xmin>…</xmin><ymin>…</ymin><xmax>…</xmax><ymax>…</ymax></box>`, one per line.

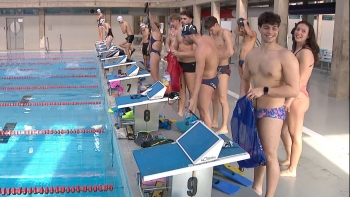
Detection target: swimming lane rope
<box><xmin>1</xmin><ymin>74</ymin><xmax>96</xmax><ymax>80</ymax></box>
<box><xmin>0</xmin><ymin>101</ymin><xmax>101</xmax><ymax>107</ymax></box>
<box><xmin>0</xmin><ymin>128</ymin><xmax>105</xmax><ymax>136</ymax></box>
<box><xmin>0</xmin><ymin>184</ymin><xmax>114</xmax><ymax>195</ymax></box>
<box><xmin>0</xmin><ymin>85</ymin><xmax>98</xmax><ymax>90</ymax></box>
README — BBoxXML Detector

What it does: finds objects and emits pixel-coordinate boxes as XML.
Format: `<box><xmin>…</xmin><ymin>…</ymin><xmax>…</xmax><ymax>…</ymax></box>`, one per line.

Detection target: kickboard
<box><xmin>224</xmin><ymin>163</ymin><xmax>245</xmax><ymax>176</ymax></box>
<box><xmin>159</xmin><ymin>118</ymin><xmax>177</xmax><ymax>123</ymax></box>
<box><xmin>19</xmin><ymin>95</ymin><xmax>32</xmax><ymax>103</ymax></box>
<box><xmin>0</xmin><ymin>122</ymin><xmax>17</xmax><ymax>144</ymax></box>
<box><xmin>151</xmin><ymin>181</ymin><xmax>164</xmax><ymax>197</ymax></box>
<box><xmin>213</xmin><ymin>165</ymin><xmax>253</xmax><ymax>187</ymax></box>
<box><xmin>212</xmin><ymin>178</ymin><xmax>240</xmax><ymax>195</ymax></box>
<box><xmin>125</xmin><ymin>125</ymin><xmax>135</xmax><ymax>140</ymax></box>
<box><xmin>142</xmin><ymin>178</ymin><xmax>165</xmax><ymax>186</ymax></box>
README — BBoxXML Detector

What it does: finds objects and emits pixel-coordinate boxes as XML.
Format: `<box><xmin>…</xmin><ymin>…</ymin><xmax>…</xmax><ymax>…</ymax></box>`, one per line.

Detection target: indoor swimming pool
<box><xmin>0</xmin><ymin>51</ymin><xmax>131</xmax><ymax>196</ymax></box>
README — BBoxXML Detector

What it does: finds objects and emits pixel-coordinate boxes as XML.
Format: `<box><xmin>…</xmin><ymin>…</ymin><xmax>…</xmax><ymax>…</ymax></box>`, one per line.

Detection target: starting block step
<box><xmin>133</xmin><ymin>121</ymin><xmax>249</xmax><ymax>197</ymax></box>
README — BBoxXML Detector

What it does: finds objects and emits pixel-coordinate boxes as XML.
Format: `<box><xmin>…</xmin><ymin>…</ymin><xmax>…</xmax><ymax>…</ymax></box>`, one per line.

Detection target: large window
<box><xmin>111</xmin><ymin>9</ymin><xmax>129</xmax><ymax>15</ymax></box>
<box><xmin>45</xmin><ymin>8</ymin><xmax>105</xmax><ymax>15</ymax></box>
<box><xmin>0</xmin><ymin>9</ymin><xmax>38</xmax><ymax>15</ymax></box>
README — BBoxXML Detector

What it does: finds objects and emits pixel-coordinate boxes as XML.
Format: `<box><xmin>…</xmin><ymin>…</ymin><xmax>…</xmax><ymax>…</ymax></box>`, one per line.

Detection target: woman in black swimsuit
<box><xmin>147</xmin><ymin>10</ymin><xmax>163</xmax><ymax>82</ymax></box>
<box><xmin>103</xmin><ymin>22</ymin><xmax>114</xmax><ymax>50</ymax></box>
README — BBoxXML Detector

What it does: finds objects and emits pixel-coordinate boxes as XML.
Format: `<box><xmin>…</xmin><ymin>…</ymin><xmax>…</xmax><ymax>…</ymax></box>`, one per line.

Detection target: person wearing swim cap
<box><xmin>171</xmin><ymin>10</ymin><xmax>196</xmax><ymax>117</ymax></box>
<box><xmin>96</xmin><ymin>9</ymin><xmax>105</xmax><ymax>43</ymax></box>
<box><xmin>234</xmin><ymin>18</ymin><xmax>257</xmax><ymax>80</ymax></box>
<box><xmin>117</xmin><ymin>16</ymin><xmax>136</xmax><ymax>62</ymax></box>
<box><xmin>138</xmin><ymin>23</ymin><xmax>150</xmax><ymax>70</ymax></box>
<box><xmin>203</xmin><ymin>16</ymin><xmax>234</xmax><ymax>135</ymax></box>
<box><xmin>181</xmin><ymin>23</ymin><xmax>219</xmax><ymax>129</ymax></box>
<box><xmin>102</xmin><ymin>21</ymin><xmax>114</xmax><ymax>50</ymax></box>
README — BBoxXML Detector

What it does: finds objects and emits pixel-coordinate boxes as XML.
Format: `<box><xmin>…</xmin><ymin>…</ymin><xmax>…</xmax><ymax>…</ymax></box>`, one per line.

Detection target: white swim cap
<box><xmin>140</xmin><ymin>23</ymin><xmax>145</xmax><ymax>27</ymax></box>
<box><xmin>117</xmin><ymin>16</ymin><xmax>123</xmax><ymax>22</ymax></box>
<box><xmin>97</xmin><ymin>9</ymin><xmax>101</xmax><ymax>13</ymax></box>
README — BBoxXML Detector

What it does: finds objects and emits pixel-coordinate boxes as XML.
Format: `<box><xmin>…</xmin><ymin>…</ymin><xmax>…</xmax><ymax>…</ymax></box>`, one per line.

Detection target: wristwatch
<box><xmin>263</xmin><ymin>87</ymin><xmax>269</xmax><ymax>95</ymax></box>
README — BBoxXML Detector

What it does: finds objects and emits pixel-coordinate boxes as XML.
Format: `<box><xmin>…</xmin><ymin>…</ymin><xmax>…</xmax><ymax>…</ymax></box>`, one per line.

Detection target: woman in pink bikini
<box><xmin>279</xmin><ymin>21</ymin><xmax>320</xmax><ymax>177</ymax></box>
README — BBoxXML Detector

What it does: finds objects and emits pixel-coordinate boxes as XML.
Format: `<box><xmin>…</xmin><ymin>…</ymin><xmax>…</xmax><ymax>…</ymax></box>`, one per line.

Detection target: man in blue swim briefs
<box><xmin>204</xmin><ymin>16</ymin><xmax>234</xmax><ymax>135</ymax></box>
<box><xmin>234</xmin><ymin>18</ymin><xmax>257</xmax><ymax>79</ymax></box>
<box><xmin>182</xmin><ymin>24</ymin><xmax>219</xmax><ymax>129</ymax></box>
<box><xmin>239</xmin><ymin>12</ymin><xmax>300</xmax><ymax>197</ymax></box>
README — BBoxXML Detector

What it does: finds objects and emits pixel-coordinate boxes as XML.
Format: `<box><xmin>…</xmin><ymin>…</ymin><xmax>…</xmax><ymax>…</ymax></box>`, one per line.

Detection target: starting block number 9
<box><xmin>187</xmin><ymin>177</ymin><xmax>198</xmax><ymax>196</ymax></box>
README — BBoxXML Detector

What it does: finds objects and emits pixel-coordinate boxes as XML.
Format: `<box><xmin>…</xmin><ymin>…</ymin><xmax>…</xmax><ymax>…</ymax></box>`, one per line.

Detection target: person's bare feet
<box><xmin>279</xmin><ymin>160</ymin><xmax>290</xmax><ymax>166</ymax></box>
<box><xmin>178</xmin><ymin>109</ymin><xmax>184</xmax><ymax>117</ymax></box>
<box><xmin>216</xmin><ymin>127</ymin><xmax>229</xmax><ymax>135</ymax></box>
<box><xmin>212</xmin><ymin>121</ymin><xmax>219</xmax><ymax>129</ymax></box>
<box><xmin>252</xmin><ymin>186</ymin><xmax>262</xmax><ymax>196</ymax></box>
<box><xmin>280</xmin><ymin>168</ymin><xmax>297</xmax><ymax>177</ymax></box>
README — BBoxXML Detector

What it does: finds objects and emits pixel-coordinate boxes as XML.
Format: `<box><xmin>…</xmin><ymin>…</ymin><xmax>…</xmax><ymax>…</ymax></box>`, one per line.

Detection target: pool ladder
<box><xmin>59</xmin><ymin>34</ymin><xmax>62</xmax><ymax>53</ymax></box>
<box><xmin>46</xmin><ymin>37</ymin><xmax>49</xmax><ymax>53</ymax></box>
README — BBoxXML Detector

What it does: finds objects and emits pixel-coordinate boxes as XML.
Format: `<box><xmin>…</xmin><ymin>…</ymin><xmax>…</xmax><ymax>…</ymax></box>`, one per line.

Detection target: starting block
<box><xmin>133</xmin><ymin>121</ymin><xmax>250</xmax><ymax>197</ymax></box>
<box><xmin>96</xmin><ymin>45</ymin><xmax>116</xmax><ymax>56</ymax></box>
<box><xmin>101</xmin><ymin>55</ymin><xmax>136</xmax><ymax>78</ymax></box>
<box><xmin>107</xmin><ymin>65</ymin><xmax>151</xmax><ymax>96</ymax></box>
<box><xmin>112</xmin><ymin>81</ymin><xmax>177</xmax><ymax>133</ymax></box>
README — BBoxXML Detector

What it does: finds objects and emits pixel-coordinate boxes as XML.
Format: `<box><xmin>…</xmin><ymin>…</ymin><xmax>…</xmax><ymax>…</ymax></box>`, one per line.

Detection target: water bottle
<box><xmin>162</xmin><ymin>70</ymin><xmax>172</xmax><ymax>94</ymax></box>
<box><xmin>183</xmin><ymin>106</ymin><xmax>190</xmax><ymax>118</ymax></box>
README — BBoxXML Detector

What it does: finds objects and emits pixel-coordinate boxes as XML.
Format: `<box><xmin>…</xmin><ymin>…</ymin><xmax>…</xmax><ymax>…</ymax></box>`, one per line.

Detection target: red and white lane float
<box><xmin>0</xmin><ymin>101</ymin><xmax>101</xmax><ymax>107</ymax></box>
<box><xmin>0</xmin><ymin>85</ymin><xmax>98</xmax><ymax>90</ymax></box>
<box><xmin>0</xmin><ymin>128</ymin><xmax>105</xmax><ymax>136</ymax></box>
<box><xmin>59</xmin><ymin>67</ymin><xmax>96</xmax><ymax>70</ymax></box>
<box><xmin>0</xmin><ymin>62</ymin><xmax>53</xmax><ymax>66</ymax></box>
<box><xmin>1</xmin><ymin>74</ymin><xmax>96</xmax><ymax>80</ymax></box>
<box><xmin>0</xmin><ymin>184</ymin><xmax>114</xmax><ymax>195</ymax></box>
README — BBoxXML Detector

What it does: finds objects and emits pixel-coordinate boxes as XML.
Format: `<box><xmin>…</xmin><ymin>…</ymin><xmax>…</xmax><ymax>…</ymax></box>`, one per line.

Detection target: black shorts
<box><xmin>179</xmin><ymin>61</ymin><xmax>196</xmax><ymax>73</ymax></box>
<box><xmin>125</xmin><ymin>35</ymin><xmax>135</xmax><ymax>44</ymax></box>
<box><xmin>142</xmin><ymin>43</ymin><xmax>149</xmax><ymax>56</ymax></box>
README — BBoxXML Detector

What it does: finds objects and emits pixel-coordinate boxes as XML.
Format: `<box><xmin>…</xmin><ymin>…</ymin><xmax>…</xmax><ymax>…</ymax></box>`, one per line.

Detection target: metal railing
<box><xmin>59</xmin><ymin>34</ymin><xmax>62</xmax><ymax>53</ymax></box>
<box><xmin>46</xmin><ymin>37</ymin><xmax>49</xmax><ymax>53</ymax></box>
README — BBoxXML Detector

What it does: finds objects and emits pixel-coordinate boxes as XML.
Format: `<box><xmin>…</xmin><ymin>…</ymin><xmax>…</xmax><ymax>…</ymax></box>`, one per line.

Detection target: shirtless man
<box><xmin>166</xmin><ymin>13</ymin><xmax>181</xmax><ymax>54</ymax></box>
<box><xmin>171</xmin><ymin>10</ymin><xmax>196</xmax><ymax>116</ymax></box>
<box><xmin>239</xmin><ymin>12</ymin><xmax>300</xmax><ymax>197</ymax></box>
<box><xmin>204</xmin><ymin>16</ymin><xmax>234</xmax><ymax>134</ymax></box>
<box><xmin>182</xmin><ymin>24</ymin><xmax>219</xmax><ymax>128</ymax></box>
<box><xmin>234</xmin><ymin>18</ymin><xmax>257</xmax><ymax>79</ymax></box>
<box><xmin>138</xmin><ymin>23</ymin><xmax>150</xmax><ymax>69</ymax></box>
<box><xmin>96</xmin><ymin>9</ymin><xmax>105</xmax><ymax>42</ymax></box>
<box><xmin>117</xmin><ymin>16</ymin><xmax>135</xmax><ymax>62</ymax></box>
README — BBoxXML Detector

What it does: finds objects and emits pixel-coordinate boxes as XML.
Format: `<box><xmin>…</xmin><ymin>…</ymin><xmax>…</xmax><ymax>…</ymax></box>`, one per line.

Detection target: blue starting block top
<box><xmin>103</xmin><ymin>60</ymin><xmax>136</xmax><ymax>69</ymax></box>
<box><xmin>113</xmin><ymin>81</ymin><xmax>168</xmax><ymax>109</ymax></box>
<box><xmin>107</xmin><ymin>70</ymin><xmax>150</xmax><ymax>82</ymax></box>
<box><xmin>133</xmin><ymin>133</ymin><xmax>249</xmax><ymax>181</ymax></box>
<box><xmin>178</xmin><ymin>122</ymin><xmax>221</xmax><ymax>163</ymax></box>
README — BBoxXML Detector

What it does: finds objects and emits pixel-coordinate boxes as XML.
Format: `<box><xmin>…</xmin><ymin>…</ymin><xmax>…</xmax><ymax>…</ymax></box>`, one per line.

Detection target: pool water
<box><xmin>0</xmin><ymin>52</ymin><xmax>131</xmax><ymax>197</ymax></box>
